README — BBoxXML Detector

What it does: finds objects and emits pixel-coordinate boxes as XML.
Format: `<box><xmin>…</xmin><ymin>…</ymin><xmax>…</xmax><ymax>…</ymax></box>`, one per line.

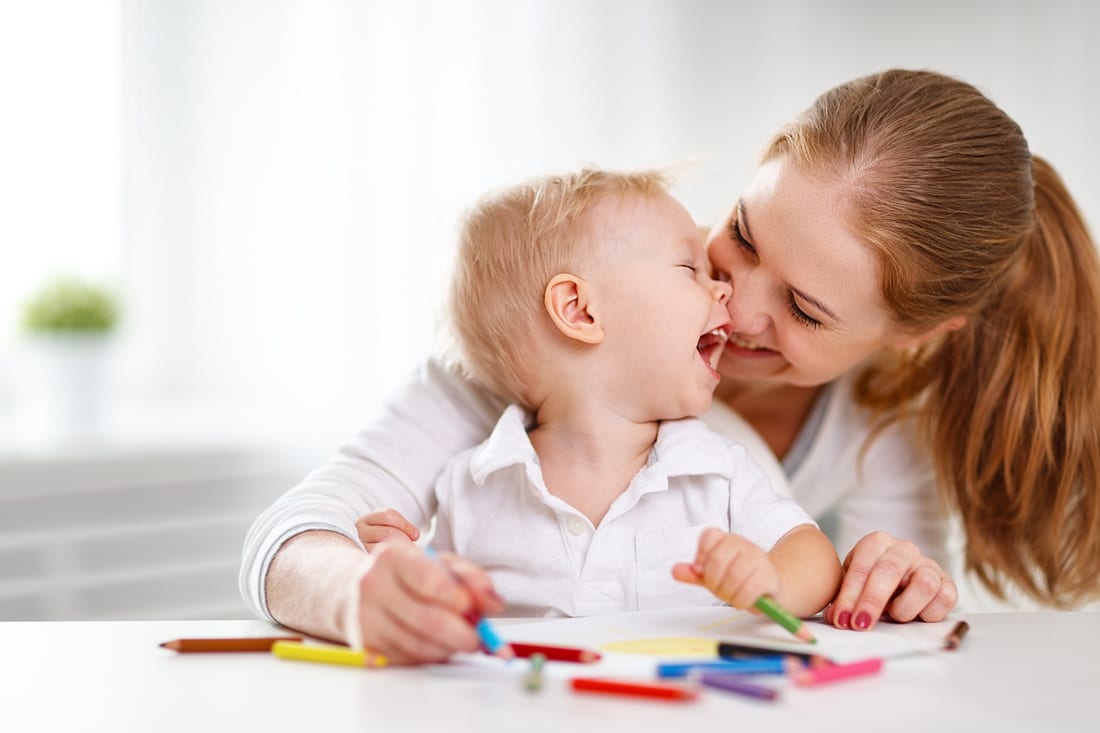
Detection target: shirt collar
<box><xmin>470</xmin><ymin>405</ymin><xmax>738</xmax><ymax>485</ymax></box>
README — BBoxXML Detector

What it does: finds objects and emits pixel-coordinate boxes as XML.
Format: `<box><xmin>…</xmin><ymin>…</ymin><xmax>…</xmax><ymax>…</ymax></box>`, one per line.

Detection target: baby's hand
<box><xmin>355</xmin><ymin>508</ymin><xmax>420</xmax><ymax>551</ymax></box>
<box><xmin>671</xmin><ymin>527</ymin><xmax>781</xmax><ymax>609</ymax></box>
<box><xmin>345</xmin><ymin>543</ymin><xmax>503</xmax><ymax>664</ymax></box>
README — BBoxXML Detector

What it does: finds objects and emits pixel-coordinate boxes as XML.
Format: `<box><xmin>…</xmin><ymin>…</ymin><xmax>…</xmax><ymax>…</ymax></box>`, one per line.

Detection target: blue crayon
<box><xmin>656</xmin><ymin>658</ymin><xmax>787</xmax><ymax>678</ymax></box>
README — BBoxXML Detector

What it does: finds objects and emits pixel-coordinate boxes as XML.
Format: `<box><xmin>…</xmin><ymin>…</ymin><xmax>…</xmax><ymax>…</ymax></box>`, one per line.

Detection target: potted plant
<box><xmin>13</xmin><ymin>277</ymin><xmax>120</xmax><ymax>444</ymax></box>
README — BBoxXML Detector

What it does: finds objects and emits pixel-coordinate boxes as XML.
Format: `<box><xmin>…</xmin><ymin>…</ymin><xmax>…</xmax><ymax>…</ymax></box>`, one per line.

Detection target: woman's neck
<box><xmin>715</xmin><ymin>379</ymin><xmax>824</xmax><ymax>461</ymax></box>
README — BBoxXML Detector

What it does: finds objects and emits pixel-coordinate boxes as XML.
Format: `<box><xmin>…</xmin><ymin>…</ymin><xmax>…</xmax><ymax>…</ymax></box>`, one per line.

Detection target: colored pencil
<box><xmin>510</xmin><ymin>642</ymin><xmax>602</xmax><ymax>663</ymax></box>
<box><xmin>944</xmin><ymin>620</ymin><xmax>970</xmax><ymax>650</ymax></box>
<box><xmin>423</xmin><ymin>547</ymin><xmax>514</xmax><ymax>659</ymax></box>
<box><xmin>158</xmin><ymin>636</ymin><xmax>302</xmax><ymax>653</ymax></box>
<box><xmin>698</xmin><ymin>672</ymin><xmax>780</xmax><ymax>701</ymax></box>
<box><xmin>271</xmin><ymin>640</ymin><xmax>388</xmax><ymax>668</ymax></box>
<box><xmin>789</xmin><ymin>657</ymin><xmax>883</xmax><ymax>687</ymax></box>
<box><xmin>718</xmin><ymin>641</ymin><xmax>822</xmax><ymax>663</ymax></box>
<box><xmin>754</xmin><ymin>595</ymin><xmax>816</xmax><ymax>643</ymax></box>
<box><xmin>523</xmin><ymin>653</ymin><xmax>546</xmax><ymax>692</ymax></box>
<box><xmin>570</xmin><ymin>677</ymin><xmax>699</xmax><ymax>701</ymax></box>
<box><xmin>657</xmin><ymin>658</ymin><xmax>787</xmax><ymax>678</ymax></box>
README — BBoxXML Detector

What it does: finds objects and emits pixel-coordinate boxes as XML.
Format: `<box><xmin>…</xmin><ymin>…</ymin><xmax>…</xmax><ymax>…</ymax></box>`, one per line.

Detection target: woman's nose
<box><xmin>709</xmin><ymin>278</ymin><xmax>732</xmax><ymax>305</ymax></box>
<box><xmin>726</xmin><ymin>275</ymin><xmax>770</xmax><ymax>335</ymax></box>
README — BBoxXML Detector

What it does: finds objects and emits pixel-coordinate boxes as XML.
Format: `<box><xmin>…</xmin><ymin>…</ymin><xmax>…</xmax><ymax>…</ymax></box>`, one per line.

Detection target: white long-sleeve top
<box><xmin>239</xmin><ymin>359</ymin><xmax>947</xmax><ymax>621</ymax></box>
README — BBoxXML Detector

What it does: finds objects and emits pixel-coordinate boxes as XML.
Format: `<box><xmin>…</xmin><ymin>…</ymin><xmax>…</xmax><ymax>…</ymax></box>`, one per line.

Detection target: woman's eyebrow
<box><xmin>738</xmin><ymin>201</ymin><xmax>840</xmax><ymax>322</ymax></box>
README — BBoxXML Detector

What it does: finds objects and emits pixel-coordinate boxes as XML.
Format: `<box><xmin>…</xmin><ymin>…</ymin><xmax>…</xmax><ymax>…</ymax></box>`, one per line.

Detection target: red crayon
<box><xmin>571</xmin><ymin>677</ymin><xmax>699</xmax><ymax>701</ymax></box>
<box><xmin>790</xmin><ymin>657</ymin><xmax>884</xmax><ymax>687</ymax></box>
<box><xmin>510</xmin><ymin>642</ymin><xmax>602</xmax><ymax>663</ymax></box>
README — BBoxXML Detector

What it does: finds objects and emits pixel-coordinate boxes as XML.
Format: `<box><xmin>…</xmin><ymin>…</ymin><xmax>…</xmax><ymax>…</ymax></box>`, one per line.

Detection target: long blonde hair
<box><xmin>766</xmin><ymin>69</ymin><xmax>1100</xmax><ymax>607</ymax></box>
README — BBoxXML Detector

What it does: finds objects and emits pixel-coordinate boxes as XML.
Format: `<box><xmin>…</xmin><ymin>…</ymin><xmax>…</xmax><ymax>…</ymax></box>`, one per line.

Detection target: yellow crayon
<box><xmin>271</xmin><ymin>640</ymin><xmax>388</xmax><ymax>668</ymax></box>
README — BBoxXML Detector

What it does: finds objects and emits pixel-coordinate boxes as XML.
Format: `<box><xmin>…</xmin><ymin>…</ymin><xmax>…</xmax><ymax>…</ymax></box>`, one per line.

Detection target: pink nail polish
<box><xmin>854</xmin><ymin>612</ymin><xmax>871</xmax><ymax>630</ymax></box>
<box><xmin>837</xmin><ymin>610</ymin><xmax>851</xmax><ymax>628</ymax></box>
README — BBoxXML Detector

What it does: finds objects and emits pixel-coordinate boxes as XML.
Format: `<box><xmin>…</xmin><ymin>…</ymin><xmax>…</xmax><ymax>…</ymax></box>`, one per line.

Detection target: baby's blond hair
<box><xmin>446</xmin><ymin>167</ymin><xmax>670</xmax><ymax>407</ymax></box>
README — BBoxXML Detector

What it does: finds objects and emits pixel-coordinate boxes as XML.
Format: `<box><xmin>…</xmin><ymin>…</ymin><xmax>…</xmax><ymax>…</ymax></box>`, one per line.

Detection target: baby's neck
<box><xmin>528</xmin><ymin>398</ymin><xmax>660</xmax><ymax>527</ymax></box>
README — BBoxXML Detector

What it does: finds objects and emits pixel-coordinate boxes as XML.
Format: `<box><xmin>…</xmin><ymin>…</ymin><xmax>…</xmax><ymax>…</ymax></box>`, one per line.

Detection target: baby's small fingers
<box><xmin>671</xmin><ymin>562</ymin><xmax>704</xmax><ymax>585</ymax></box>
<box><xmin>363</xmin><ymin>509</ymin><xmax>421</xmax><ymax>540</ymax></box>
<box><xmin>358</xmin><ymin>524</ymin><xmax>416</xmax><ymax>548</ymax></box>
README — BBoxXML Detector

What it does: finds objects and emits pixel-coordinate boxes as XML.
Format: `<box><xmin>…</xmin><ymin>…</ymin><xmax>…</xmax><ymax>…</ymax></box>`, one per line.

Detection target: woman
<box><xmin>241</xmin><ymin>69</ymin><xmax>1100</xmax><ymax>663</ymax></box>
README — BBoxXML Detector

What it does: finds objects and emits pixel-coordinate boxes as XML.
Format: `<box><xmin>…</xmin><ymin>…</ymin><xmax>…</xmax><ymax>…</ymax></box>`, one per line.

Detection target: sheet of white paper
<box><xmin>496</xmin><ymin>606</ymin><xmax>954</xmax><ymax>665</ymax></box>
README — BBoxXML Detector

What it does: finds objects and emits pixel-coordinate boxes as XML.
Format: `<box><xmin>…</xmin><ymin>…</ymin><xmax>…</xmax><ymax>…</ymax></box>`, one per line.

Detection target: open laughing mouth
<box><xmin>697</xmin><ymin>325</ymin><xmax>732</xmax><ymax>374</ymax></box>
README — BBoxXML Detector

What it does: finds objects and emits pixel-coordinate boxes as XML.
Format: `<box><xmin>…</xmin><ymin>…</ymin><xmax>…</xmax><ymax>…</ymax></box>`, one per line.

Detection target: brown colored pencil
<box><xmin>943</xmin><ymin>620</ymin><xmax>970</xmax><ymax>651</ymax></box>
<box><xmin>159</xmin><ymin>636</ymin><xmax>303</xmax><ymax>653</ymax></box>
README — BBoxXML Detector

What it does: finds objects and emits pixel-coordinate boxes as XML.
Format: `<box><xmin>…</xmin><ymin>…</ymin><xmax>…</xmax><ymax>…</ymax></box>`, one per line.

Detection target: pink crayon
<box><xmin>790</xmin><ymin>657</ymin><xmax>884</xmax><ymax>687</ymax></box>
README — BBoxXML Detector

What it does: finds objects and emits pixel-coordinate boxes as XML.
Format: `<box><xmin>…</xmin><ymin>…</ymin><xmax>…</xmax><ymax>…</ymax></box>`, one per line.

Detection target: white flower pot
<box><xmin>11</xmin><ymin>332</ymin><xmax>113</xmax><ymax>446</ymax></box>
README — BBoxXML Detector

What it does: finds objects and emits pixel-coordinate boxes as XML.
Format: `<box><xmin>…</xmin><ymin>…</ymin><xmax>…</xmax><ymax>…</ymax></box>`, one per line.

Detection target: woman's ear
<box><xmin>544</xmin><ymin>273</ymin><xmax>604</xmax><ymax>344</ymax></box>
<box><xmin>892</xmin><ymin>315</ymin><xmax>967</xmax><ymax>350</ymax></box>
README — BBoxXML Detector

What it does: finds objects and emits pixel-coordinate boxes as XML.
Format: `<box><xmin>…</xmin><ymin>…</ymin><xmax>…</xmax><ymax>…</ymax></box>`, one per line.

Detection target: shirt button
<box><xmin>566</xmin><ymin>516</ymin><xmax>585</xmax><ymax>535</ymax></box>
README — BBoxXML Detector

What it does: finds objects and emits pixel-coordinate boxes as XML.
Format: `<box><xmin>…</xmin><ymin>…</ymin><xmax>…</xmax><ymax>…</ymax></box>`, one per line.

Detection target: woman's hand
<box><xmin>671</xmin><ymin>527</ymin><xmax>781</xmax><ymax>609</ymax></box>
<box><xmin>343</xmin><ymin>542</ymin><xmax>504</xmax><ymax>664</ymax></box>
<box><xmin>823</xmin><ymin>531</ymin><xmax>958</xmax><ymax>630</ymax></box>
<box><xmin>355</xmin><ymin>508</ymin><xmax>420</xmax><ymax>551</ymax></box>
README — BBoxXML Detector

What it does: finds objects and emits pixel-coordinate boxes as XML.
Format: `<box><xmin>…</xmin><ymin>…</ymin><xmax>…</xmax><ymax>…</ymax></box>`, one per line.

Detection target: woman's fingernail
<box><xmin>854</xmin><ymin>612</ymin><xmax>872</xmax><ymax>630</ymax></box>
<box><xmin>837</xmin><ymin>610</ymin><xmax>852</xmax><ymax>628</ymax></box>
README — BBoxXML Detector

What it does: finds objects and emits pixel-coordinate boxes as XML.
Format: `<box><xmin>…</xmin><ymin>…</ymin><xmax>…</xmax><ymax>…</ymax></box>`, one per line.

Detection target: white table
<box><xmin>6</xmin><ymin>613</ymin><xmax>1097</xmax><ymax>733</ymax></box>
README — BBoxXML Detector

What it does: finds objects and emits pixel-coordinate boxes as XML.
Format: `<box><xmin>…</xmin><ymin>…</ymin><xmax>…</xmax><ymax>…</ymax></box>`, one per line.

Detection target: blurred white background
<box><xmin>1</xmin><ymin>0</ymin><xmax>1097</xmax><ymax>619</ymax></box>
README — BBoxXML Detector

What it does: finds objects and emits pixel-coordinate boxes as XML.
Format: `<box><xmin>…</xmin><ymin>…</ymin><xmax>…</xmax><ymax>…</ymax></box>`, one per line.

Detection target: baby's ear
<box><xmin>544</xmin><ymin>273</ymin><xmax>604</xmax><ymax>344</ymax></box>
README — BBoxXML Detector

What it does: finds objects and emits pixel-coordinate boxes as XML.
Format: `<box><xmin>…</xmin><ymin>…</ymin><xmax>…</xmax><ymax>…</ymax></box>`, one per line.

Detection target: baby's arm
<box><xmin>672</xmin><ymin>525</ymin><xmax>840</xmax><ymax>617</ymax></box>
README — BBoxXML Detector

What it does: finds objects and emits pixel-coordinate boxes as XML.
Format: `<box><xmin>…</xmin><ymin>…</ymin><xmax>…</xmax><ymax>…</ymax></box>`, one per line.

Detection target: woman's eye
<box><xmin>680</xmin><ymin>264</ymin><xmax>697</xmax><ymax>273</ymax></box>
<box><xmin>729</xmin><ymin>219</ymin><xmax>756</xmax><ymax>256</ymax></box>
<box><xmin>787</xmin><ymin>297</ymin><xmax>821</xmax><ymax>330</ymax></box>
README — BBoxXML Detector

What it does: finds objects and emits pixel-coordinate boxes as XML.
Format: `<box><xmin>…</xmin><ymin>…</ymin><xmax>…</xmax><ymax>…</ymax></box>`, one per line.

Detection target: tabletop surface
<box><xmin>6</xmin><ymin>611</ymin><xmax>1098</xmax><ymax>733</ymax></box>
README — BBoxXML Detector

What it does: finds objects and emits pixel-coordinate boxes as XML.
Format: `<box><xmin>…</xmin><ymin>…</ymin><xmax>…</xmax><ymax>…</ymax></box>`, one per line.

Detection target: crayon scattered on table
<box><xmin>754</xmin><ymin>595</ymin><xmax>816</xmax><ymax>643</ymax></box>
<box><xmin>271</xmin><ymin>640</ymin><xmax>388</xmax><ymax>668</ymax></box>
<box><xmin>570</xmin><ymin>677</ymin><xmax>699</xmax><ymax>702</ymax></box>
<box><xmin>718</xmin><ymin>641</ymin><xmax>824</xmax><ymax>664</ymax></box>
<box><xmin>159</xmin><ymin>636</ymin><xmax>302</xmax><ymax>653</ymax></box>
<box><xmin>944</xmin><ymin>620</ymin><xmax>970</xmax><ymax>651</ymax></box>
<box><xmin>789</xmin><ymin>657</ymin><xmax>883</xmax><ymax>687</ymax></box>
<box><xmin>698</xmin><ymin>672</ymin><xmax>780</xmax><ymax>702</ymax></box>
<box><xmin>524</xmin><ymin>653</ymin><xmax>546</xmax><ymax>692</ymax></box>
<box><xmin>510</xmin><ymin>642</ymin><xmax>601</xmax><ymax>663</ymax></box>
<box><xmin>656</xmin><ymin>658</ymin><xmax>786</xmax><ymax>678</ymax></box>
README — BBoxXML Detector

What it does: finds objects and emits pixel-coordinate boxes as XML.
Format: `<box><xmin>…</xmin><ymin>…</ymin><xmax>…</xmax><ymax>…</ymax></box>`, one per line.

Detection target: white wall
<box><xmin>4</xmin><ymin>0</ymin><xmax>1098</xmax><ymax>447</ymax></box>
<box><xmin>115</xmin><ymin>0</ymin><xmax>1100</xmax><ymax>446</ymax></box>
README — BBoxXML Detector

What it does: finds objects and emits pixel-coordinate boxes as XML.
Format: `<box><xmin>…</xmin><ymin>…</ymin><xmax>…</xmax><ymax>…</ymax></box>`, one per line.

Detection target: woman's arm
<box><xmin>799</xmin><ymin>399</ymin><xmax>958</xmax><ymax>629</ymax></box>
<box><xmin>239</xmin><ymin>358</ymin><xmax>504</xmax><ymax>626</ymax></box>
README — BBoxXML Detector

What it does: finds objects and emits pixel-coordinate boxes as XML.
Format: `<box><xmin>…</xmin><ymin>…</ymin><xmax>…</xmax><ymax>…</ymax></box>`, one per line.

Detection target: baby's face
<box><xmin>582</xmin><ymin>190</ymin><xmax>732</xmax><ymax>420</ymax></box>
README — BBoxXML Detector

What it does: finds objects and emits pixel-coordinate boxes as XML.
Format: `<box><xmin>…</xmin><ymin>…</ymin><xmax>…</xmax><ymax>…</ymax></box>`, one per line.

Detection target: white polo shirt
<box><xmin>430</xmin><ymin>405</ymin><xmax>816</xmax><ymax>618</ymax></box>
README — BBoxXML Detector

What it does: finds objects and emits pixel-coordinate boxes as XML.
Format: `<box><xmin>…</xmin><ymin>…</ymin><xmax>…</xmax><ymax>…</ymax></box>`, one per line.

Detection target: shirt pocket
<box><xmin>634</xmin><ymin>524</ymin><xmax>726</xmax><ymax>610</ymax></box>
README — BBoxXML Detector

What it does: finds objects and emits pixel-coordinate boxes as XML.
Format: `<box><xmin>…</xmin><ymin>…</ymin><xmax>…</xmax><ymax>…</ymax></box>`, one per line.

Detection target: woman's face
<box><xmin>705</xmin><ymin>155</ymin><xmax>901</xmax><ymax>388</ymax></box>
